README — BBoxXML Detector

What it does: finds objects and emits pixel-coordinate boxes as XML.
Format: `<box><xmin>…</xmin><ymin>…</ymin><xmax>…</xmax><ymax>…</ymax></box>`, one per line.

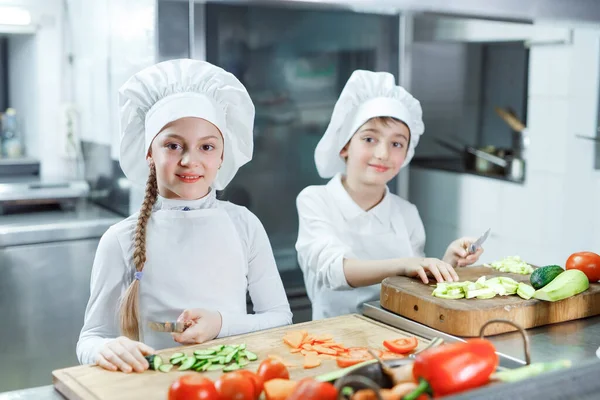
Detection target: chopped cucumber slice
<box><xmin>178</xmin><ymin>356</ymin><xmax>196</xmax><ymax>371</ymax></box>
<box><xmin>158</xmin><ymin>364</ymin><xmax>173</xmax><ymax>373</ymax></box>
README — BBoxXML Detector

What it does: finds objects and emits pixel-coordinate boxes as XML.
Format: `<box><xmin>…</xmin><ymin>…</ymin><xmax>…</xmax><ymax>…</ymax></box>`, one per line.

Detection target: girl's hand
<box><xmin>399</xmin><ymin>257</ymin><xmax>459</xmax><ymax>284</ymax></box>
<box><xmin>97</xmin><ymin>336</ymin><xmax>155</xmax><ymax>373</ymax></box>
<box><xmin>443</xmin><ymin>237</ymin><xmax>484</xmax><ymax>267</ymax></box>
<box><xmin>172</xmin><ymin>308</ymin><xmax>222</xmax><ymax>345</ymax></box>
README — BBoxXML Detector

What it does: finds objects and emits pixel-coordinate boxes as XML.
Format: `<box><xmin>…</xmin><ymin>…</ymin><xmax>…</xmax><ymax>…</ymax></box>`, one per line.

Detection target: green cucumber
<box><xmin>206</xmin><ymin>364</ymin><xmax>226</xmax><ymax>371</ymax></box>
<box><xmin>194</xmin><ymin>349</ymin><xmax>217</xmax><ymax>356</ymax></box>
<box><xmin>530</xmin><ymin>265</ymin><xmax>565</xmax><ymax>290</ymax></box>
<box><xmin>170</xmin><ymin>352</ymin><xmax>185</xmax><ymax>360</ymax></box>
<box><xmin>223</xmin><ymin>363</ymin><xmax>241</xmax><ymax>372</ymax></box>
<box><xmin>158</xmin><ymin>364</ymin><xmax>173</xmax><ymax>373</ymax></box>
<box><xmin>533</xmin><ymin>269</ymin><xmax>589</xmax><ymax>301</ymax></box>
<box><xmin>242</xmin><ymin>350</ymin><xmax>258</xmax><ymax>361</ymax></box>
<box><xmin>170</xmin><ymin>356</ymin><xmax>186</xmax><ymax>365</ymax></box>
<box><xmin>145</xmin><ymin>354</ymin><xmax>163</xmax><ymax>371</ymax></box>
<box><xmin>178</xmin><ymin>356</ymin><xmax>196</xmax><ymax>371</ymax></box>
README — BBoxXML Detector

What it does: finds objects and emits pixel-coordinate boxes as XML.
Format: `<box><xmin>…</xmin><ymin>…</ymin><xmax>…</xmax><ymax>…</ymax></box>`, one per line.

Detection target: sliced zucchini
<box><xmin>158</xmin><ymin>364</ymin><xmax>173</xmax><ymax>373</ymax></box>
<box><xmin>242</xmin><ymin>350</ymin><xmax>258</xmax><ymax>361</ymax></box>
<box><xmin>178</xmin><ymin>356</ymin><xmax>196</xmax><ymax>371</ymax></box>
<box><xmin>237</xmin><ymin>359</ymin><xmax>250</xmax><ymax>367</ymax></box>
<box><xmin>170</xmin><ymin>356</ymin><xmax>186</xmax><ymax>365</ymax></box>
<box><xmin>170</xmin><ymin>352</ymin><xmax>185</xmax><ymax>360</ymax></box>
<box><xmin>145</xmin><ymin>354</ymin><xmax>163</xmax><ymax>371</ymax></box>
<box><xmin>193</xmin><ymin>359</ymin><xmax>208</xmax><ymax>370</ymax></box>
<box><xmin>206</xmin><ymin>364</ymin><xmax>226</xmax><ymax>371</ymax></box>
<box><xmin>194</xmin><ymin>349</ymin><xmax>217</xmax><ymax>356</ymax></box>
<box><xmin>223</xmin><ymin>363</ymin><xmax>241</xmax><ymax>372</ymax></box>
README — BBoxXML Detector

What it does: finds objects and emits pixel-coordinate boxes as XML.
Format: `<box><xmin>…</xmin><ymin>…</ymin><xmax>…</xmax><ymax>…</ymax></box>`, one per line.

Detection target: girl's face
<box><xmin>340</xmin><ymin>117</ymin><xmax>410</xmax><ymax>187</ymax></box>
<box><xmin>148</xmin><ymin>117</ymin><xmax>224</xmax><ymax>200</ymax></box>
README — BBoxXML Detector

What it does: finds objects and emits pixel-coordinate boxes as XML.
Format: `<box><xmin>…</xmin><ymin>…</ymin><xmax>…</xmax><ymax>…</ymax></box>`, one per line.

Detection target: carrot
<box><xmin>313</xmin><ymin>334</ymin><xmax>334</xmax><ymax>342</ymax></box>
<box><xmin>303</xmin><ymin>352</ymin><xmax>322</xmax><ymax>369</ymax></box>
<box><xmin>264</xmin><ymin>379</ymin><xmax>298</xmax><ymax>400</ymax></box>
<box><xmin>289</xmin><ymin>348</ymin><xmax>302</xmax><ymax>354</ymax></box>
<box><xmin>301</xmin><ymin>343</ymin><xmax>313</xmax><ymax>351</ymax></box>
<box><xmin>283</xmin><ymin>331</ymin><xmax>305</xmax><ymax>349</ymax></box>
<box><xmin>311</xmin><ymin>344</ymin><xmax>338</xmax><ymax>356</ymax></box>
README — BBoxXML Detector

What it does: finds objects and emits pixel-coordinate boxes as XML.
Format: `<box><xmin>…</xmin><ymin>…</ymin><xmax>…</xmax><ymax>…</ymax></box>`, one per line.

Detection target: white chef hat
<box><xmin>314</xmin><ymin>70</ymin><xmax>424</xmax><ymax>178</ymax></box>
<box><xmin>118</xmin><ymin>59</ymin><xmax>255</xmax><ymax>190</ymax></box>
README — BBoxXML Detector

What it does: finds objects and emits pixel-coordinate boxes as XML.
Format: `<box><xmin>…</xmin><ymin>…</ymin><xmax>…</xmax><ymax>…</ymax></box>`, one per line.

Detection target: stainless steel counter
<box><xmin>0</xmin><ymin>200</ymin><xmax>122</xmax><ymax>247</ymax></box>
<box><xmin>363</xmin><ymin>301</ymin><xmax>600</xmax><ymax>365</ymax></box>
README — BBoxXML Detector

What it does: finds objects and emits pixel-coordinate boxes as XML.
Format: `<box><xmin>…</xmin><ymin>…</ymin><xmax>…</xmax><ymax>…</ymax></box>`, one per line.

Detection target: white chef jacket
<box><xmin>295</xmin><ymin>173</ymin><xmax>426</xmax><ymax>320</ymax></box>
<box><xmin>77</xmin><ymin>190</ymin><xmax>292</xmax><ymax>365</ymax></box>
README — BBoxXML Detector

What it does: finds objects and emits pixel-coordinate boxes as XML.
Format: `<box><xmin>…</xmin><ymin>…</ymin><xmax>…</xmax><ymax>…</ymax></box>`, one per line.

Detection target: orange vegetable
<box><xmin>383</xmin><ymin>337</ymin><xmax>418</xmax><ymax>354</ymax></box>
<box><xmin>263</xmin><ymin>379</ymin><xmax>298</xmax><ymax>400</ymax></box>
<box><xmin>312</xmin><ymin>344</ymin><xmax>338</xmax><ymax>355</ymax></box>
<box><xmin>283</xmin><ymin>331</ymin><xmax>305</xmax><ymax>349</ymax></box>
<box><xmin>303</xmin><ymin>352</ymin><xmax>322</xmax><ymax>369</ymax></box>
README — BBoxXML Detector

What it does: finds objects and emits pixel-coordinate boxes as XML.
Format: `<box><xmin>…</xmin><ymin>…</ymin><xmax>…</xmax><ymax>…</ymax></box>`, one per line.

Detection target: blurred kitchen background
<box><xmin>1</xmin><ymin>0</ymin><xmax>600</xmax><ymax>392</ymax></box>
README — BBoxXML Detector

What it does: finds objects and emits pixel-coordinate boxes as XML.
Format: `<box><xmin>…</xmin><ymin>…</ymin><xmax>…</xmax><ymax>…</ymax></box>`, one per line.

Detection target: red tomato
<box><xmin>335</xmin><ymin>348</ymin><xmax>377</xmax><ymax>368</ymax></box>
<box><xmin>256</xmin><ymin>359</ymin><xmax>290</xmax><ymax>382</ymax></box>
<box><xmin>237</xmin><ymin>370</ymin><xmax>264</xmax><ymax>399</ymax></box>
<box><xmin>566</xmin><ymin>252</ymin><xmax>600</xmax><ymax>282</ymax></box>
<box><xmin>215</xmin><ymin>372</ymin><xmax>255</xmax><ymax>400</ymax></box>
<box><xmin>287</xmin><ymin>378</ymin><xmax>338</xmax><ymax>400</ymax></box>
<box><xmin>383</xmin><ymin>337</ymin><xmax>419</xmax><ymax>354</ymax></box>
<box><xmin>168</xmin><ymin>375</ymin><xmax>219</xmax><ymax>400</ymax></box>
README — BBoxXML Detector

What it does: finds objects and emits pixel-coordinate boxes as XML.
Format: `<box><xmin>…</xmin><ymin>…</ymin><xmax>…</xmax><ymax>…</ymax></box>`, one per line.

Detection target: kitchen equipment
<box><xmin>468</xmin><ymin>228</ymin><xmax>491</xmax><ymax>254</ymax></box>
<box><xmin>53</xmin><ymin>314</ymin><xmax>431</xmax><ymax>400</ymax></box>
<box><xmin>147</xmin><ymin>321</ymin><xmax>187</xmax><ymax>333</ymax></box>
<box><xmin>380</xmin><ymin>266</ymin><xmax>600</xmax><ymax>337</ymax></box>
<box><xmin>495</xmin><ymin>106</ymin><xmax>529</xmax><ymax>160</ymax></box>
<box><xmin>0</xmin><ymin>159</ymin><xmax>90</xmax><ymax>214</ymax></box>
<box><xmin>433</xmin><ymin>137</ymin><xmax>525</xmax><ymax>181</ymax></box>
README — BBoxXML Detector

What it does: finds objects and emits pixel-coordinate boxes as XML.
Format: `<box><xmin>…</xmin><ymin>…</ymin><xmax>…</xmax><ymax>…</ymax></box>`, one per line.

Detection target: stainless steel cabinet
<box><xmin>0</xmin><ymin>238</ymin><xmax>100</xmax><ymax>392</ymax></box>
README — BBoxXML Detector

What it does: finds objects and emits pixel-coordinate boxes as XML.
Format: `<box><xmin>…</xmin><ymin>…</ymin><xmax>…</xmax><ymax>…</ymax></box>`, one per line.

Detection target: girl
<box><xmin>295</xmin><ymin>70</ymin><xmax>484</xmax><ymax>320</ymax></box>
<box><xmin>77</xmin><ymin>59</ymin><xmax>292</xmax><ymax>373</ymax></box>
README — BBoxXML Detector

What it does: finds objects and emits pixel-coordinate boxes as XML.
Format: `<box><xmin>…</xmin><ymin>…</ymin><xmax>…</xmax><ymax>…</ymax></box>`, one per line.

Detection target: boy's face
<box><xmin>340</xmin><ymin>117</ymin><xmax>410</xmax><ymax>187</ymax></box>
<box><xmin>148</xmin><ymin>117</ymin><xmax>224</xmax><ymax>200</ymax></box>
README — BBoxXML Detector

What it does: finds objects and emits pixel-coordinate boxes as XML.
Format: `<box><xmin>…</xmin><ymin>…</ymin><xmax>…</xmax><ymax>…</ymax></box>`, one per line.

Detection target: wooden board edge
<box><xmin>53</xmin><ymin>368</ymin><xmax>101</xmax><ymax>400</ymax></box>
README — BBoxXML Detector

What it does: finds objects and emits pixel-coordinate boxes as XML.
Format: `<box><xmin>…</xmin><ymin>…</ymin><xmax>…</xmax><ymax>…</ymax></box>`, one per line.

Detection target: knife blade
<box><xmin>147</xmin><ymin>321</ymin><xmax>187</xmax><ymax>333</ymax></box>
<box><xmin>468</xmin><ymin>228</ymin><xmax>491</xmax><ymax>254</ymax></box>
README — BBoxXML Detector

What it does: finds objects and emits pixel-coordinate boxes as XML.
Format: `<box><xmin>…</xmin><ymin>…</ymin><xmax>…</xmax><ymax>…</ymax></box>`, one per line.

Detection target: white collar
<box><xmin>327</xmin><ymin>173</ymin><xmax>391</xmax><ymax>223</ymax></box>
<box><xmin>154</xmin><ymin>189</ymin><xmax>218</xmax><ymax>211</ymax></box>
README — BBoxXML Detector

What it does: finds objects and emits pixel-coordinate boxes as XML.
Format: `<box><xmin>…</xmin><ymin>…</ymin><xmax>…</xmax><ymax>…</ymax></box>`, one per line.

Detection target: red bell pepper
<box><xmin>403</xmin><ymin>338</ymin><xmax>499</xmax><ymax>399</ymax></box>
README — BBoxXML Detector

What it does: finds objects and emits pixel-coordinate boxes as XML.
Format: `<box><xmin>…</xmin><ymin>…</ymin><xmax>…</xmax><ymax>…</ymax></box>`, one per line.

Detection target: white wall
<box><xmin>7</xmin><ymin>0</ymin><xmax>65</xmax><ymax>178</ymax></box>
<box><xmin>410</xmin><ymin>23</ymin><xmax>600</xmax><ymax>267</ymax></box>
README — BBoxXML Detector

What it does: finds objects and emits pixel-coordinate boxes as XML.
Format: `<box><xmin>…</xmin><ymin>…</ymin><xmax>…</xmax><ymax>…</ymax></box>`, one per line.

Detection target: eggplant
<box><xmin>316</xmin><ymin>358</ymin><xmax>414</xmax><ymax>395</ymax></box>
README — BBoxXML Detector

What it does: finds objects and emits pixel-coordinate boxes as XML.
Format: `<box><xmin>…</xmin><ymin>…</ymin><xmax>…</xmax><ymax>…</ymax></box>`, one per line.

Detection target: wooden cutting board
<box><xmin>380</xmin><ymin>266</ymin><xmax>600</xmax><ymax>337</ymax></box>
<box><xmin>53</xmin><ymin>314</ymin><xmax>429</xmax><ymax>400</ymax></box>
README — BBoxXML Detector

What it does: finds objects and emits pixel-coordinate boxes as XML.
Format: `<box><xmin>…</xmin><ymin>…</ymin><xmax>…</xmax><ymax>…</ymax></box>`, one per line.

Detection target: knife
<box><xmin>468</xmin><ymin>228</ymin><xmax>491</xmax><ymax>254</ymax></box>
<box><xmin>147</xmin><ymin>321</ymin><xmax>187</xmax><ymax>333</ymax></box>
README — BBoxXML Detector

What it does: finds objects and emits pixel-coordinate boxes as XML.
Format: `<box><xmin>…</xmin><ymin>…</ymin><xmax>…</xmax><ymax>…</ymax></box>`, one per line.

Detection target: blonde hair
<box><xmin>119</xmin><ymin>164</ymin><xmax>158</xmax><ymax>340</ymax></box>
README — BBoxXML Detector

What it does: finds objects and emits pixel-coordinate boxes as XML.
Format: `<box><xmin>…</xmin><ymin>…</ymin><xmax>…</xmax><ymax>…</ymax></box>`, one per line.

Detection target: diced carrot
<box><xmin>312</xmin><ymin>344</ymin><xmax>338</xmax><ymax>355</ymax></box>
<box><xmin>283</xmin><ymin>331</ymin><xmax>305</xmax><ymax>349</ymax></box>
<box><xmin>264</xmin><ymin>379</ymin><xmax>298</xmax><ymax>400</ymax></box>
<box><xmin>313</xmin><ymin>334</ymin><xmax>334</xmax><ymax>342</ymax></box>
<box><xmin>289</xmin><ymin>348</ymin><xmax>302</xmax><ymax>354</ymax></box>
<box><xmin>303</xmin><ymin>335</ymin><xmax>315</xmax><ymax>344</ymax></box>
<box><xmin>303</xmin><ymin>353</ymin><xmax>322</xmax><ymax>369</ymax></box>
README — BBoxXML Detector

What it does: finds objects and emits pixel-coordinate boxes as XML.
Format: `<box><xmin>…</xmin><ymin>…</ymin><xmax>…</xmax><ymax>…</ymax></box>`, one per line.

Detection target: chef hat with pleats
<box><xmin>314</xmin><ymin>70</ymin><xmax>424</xmax><ymax>178</ymax></box>
<box><xmin>118</xmin><ymin>59</ymin><xmax>255</xmax><ymax>190</ymax></box>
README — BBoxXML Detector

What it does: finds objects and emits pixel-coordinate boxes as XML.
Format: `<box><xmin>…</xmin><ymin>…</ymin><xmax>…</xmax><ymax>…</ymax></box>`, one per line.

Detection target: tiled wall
<box><xmin>409</xmin><ymin>24</ymin><xmax>600</xmax><ymax>267</ymax></box>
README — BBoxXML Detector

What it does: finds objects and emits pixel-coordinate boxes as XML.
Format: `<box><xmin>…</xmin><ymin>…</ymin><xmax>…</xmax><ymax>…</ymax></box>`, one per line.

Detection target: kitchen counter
<box><xmin>0</xmin><ymin>200</ymin><xmax>123</xmax><ymax>247</ymax></box>
<box><xmin>5</xmin><ymin>300</ymin><xmax>598</xmax><ymax>399</ymax></box>
<box><xmin>362</xmin><ymin>301</ymin><xmax>600</xmax><ymax>366</ymax></box>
